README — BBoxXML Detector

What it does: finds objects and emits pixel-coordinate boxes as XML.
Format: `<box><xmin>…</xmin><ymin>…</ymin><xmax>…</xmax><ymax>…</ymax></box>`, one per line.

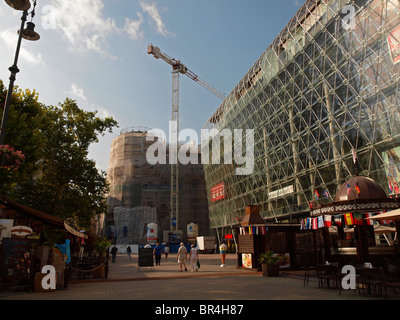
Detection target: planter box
<box><xmin>92</xmin><ymin>265</ymin><xmax>106</xmax><ymax>279</ymax></box>
<box><xmin>262</xmin><ymin>263</ymin><xmax>280</xmax><ymax>277</ymax></box>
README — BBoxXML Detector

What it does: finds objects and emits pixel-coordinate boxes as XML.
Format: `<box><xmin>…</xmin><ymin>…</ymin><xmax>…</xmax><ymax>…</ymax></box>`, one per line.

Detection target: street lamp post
<box><xmin>0</xmin><ymin>0</ymin><xmax>40</xmax><ymax>145</ymax></box>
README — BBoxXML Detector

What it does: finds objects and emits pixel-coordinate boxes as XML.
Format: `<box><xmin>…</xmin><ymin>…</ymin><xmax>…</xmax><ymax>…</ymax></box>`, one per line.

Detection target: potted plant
<box><xmin>93</xmin><ymin>238</ymin><xmax>111</xmax><ymax>278</ymax></box>
<box><xmin>258</xmin><ymin>250</ymin><xmax>280</xmax><ymax>277</ymax></box>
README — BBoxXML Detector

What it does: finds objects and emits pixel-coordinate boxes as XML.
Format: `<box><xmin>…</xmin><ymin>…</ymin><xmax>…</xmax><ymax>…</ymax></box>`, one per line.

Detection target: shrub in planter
<box><xmin>258</xmin><ymin>251</ymin><xmax>280</xmax><ymax>277</ymax></box>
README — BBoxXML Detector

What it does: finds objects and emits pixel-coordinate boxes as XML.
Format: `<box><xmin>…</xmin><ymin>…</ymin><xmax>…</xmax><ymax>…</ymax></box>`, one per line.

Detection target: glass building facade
<box><xmin>203</xmin><ymin>0</ymin><xmax>400</xmax><ymax>229</ymax></box>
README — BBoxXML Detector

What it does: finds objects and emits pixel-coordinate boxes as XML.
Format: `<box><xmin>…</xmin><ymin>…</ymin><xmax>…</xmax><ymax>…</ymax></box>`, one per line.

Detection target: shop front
<box><xmin>0</xmin><ymin>196</ymin><xmax>93</xmax><ymax>291</ymax></box>
<box><xmin>309</xmin><ymin>176</ymin><xmax>400</xmax><ymax>266</ymax></box>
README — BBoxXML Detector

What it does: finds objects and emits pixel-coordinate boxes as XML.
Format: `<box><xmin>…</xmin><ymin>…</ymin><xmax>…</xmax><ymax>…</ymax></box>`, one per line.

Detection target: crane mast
<box><xmin>147</xmin><ymin>44</ymin><xmax>224</xmax><ymax>233</ymax></box>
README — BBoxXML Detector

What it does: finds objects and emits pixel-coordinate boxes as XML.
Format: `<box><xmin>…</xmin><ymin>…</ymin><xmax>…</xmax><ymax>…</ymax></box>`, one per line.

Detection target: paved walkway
<box><xmin>1</xmin><ymin>253</ymin><xmax>399</xmax><ymax>301</ymax></box>
<box><xmin>101</xmin><ymin>253</ymin><xmax>253</xmax><ymax>282</ymax></box>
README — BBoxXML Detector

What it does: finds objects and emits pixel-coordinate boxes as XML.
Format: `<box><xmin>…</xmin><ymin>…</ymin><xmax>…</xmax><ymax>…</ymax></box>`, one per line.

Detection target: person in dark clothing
<box><xmin>126</xmin><ymin>246</ymin><xmax>132</xmax><ymax>260</ymax></box>
<box><xmin>153</xmin><ymin>243</ymin><xmax>162</xmax><ymax>266</ymax></box>
<box><xmin>111</xmin><ymin>245</ymin><xmax>118</xmax><ymax>263</ymax></box>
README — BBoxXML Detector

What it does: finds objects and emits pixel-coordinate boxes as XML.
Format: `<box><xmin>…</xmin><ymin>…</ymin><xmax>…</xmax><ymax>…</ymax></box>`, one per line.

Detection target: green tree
<box><xmin>0</xmin><ymin>80</ymin><xmax>118</xmax><ymax>229</ymax></box>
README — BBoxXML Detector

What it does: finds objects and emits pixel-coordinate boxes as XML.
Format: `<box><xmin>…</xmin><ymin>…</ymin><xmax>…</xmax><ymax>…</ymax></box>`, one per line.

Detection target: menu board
<box><xmin>138</xmin><ymin>248</ymin><xmax>153</xmax><ymax>267</ymax></box>
<box><xmin>0</xmin><ymin>238</ymin><xmax>38</xmax><ymax>279</ymax></box>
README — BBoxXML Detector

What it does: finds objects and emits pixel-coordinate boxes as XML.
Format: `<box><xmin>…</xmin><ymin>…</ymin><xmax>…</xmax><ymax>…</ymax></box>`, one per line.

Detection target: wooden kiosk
<box><xmin>310</xmin><ymin>176</ymin><xmax>400</xmax><ymax>266</ymax></box>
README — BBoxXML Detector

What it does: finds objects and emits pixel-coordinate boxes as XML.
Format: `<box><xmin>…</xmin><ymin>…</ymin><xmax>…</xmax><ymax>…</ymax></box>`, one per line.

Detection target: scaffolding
<box><xmin>107</xmin><ymin>129</ymin><xmax>211</xmax><ymax>242</ymax></box>
<box><xmin>203</xmin><ymin>0</ymin><xmax>400</xmax><ymax>229</ymax></box>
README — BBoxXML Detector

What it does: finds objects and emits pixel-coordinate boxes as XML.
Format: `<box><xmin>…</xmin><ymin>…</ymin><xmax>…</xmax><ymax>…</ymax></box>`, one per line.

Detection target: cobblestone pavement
<box><xmin>0</xmin><ymin>254</ymin><xmax>398</xmax><ymax>301</ymax></box>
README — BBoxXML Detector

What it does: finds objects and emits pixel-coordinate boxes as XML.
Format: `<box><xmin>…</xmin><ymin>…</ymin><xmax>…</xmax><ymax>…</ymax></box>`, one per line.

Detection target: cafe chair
<box><xmin>316</xmin><ymin>264</ymin><xmax>339</xmax><ymax>289</ymax></box>
<box><xmin>357</xmin><ymin>267</ymin><xmax>385</xmax><ymax>297</ymax></box>
<box><xmin>385</xmin><ymin>263</ymin><xmax>400</xmax><ymax>298</ymax></box>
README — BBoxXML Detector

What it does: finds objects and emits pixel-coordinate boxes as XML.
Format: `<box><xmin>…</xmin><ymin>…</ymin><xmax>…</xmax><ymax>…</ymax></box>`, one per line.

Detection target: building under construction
<box><xmin>106</xmin><ymin>127</ymin><xmax>210</xmax><ymax>245</ymax></box>
<box><xmin>203</xmin><ymin>0</ymin><xmax>400</xmax><ymax>267</ymax></box>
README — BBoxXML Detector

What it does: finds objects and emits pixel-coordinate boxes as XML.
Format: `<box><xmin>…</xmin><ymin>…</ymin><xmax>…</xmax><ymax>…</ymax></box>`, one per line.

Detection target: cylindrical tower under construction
<box><xmin>106</xmin><ymin>126</ymin><xmax>211</xmax><ymax>244</ymax></box>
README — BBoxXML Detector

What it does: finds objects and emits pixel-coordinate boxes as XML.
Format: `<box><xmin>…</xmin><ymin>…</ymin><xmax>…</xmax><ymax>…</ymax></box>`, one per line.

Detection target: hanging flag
<box><xmin>323</xmin><ymin>189</ymin><xmax>330</xmax><ymax>199</ymax></box>
<box><xmin>334</xmin><ymin>215</ymin><xmax>342</xmax><ymax>227</ymax></box>
<box><xmin>315</xmin><ymin>189</ymin><xmax>320</xmax><ymax>199</ymax></box>
<box><xmin>317</xmin><ymin>216</ymin><xmax>324</xmax><ymax>228</ymax></box>
<box><xmin>353</xmin><ymin>213</ymin><xmax>363</xmax><ymax>226</ymax></box>
<box><xmin>300</xmin><ymin>219</ymin><xmax>305</xmax><ymax>230</ymax></box>
<box><xmin>312</xmin><ymin>218</ymin><xmax>318</xmax><ymax>230</ymax></box>
<box><xmin>352</xmin><ymin>148</ymin><xmax>357</xmax><ymax>164</ymax></box>
<box><xmin>355</xmin><ymin>183</ymin><xmax>360</xmax><ymax>194</ymax></box>
<box><xmin>365</xmin><ymin>213</ymin><xmax>375</xmax><ymax>226</ymax></box>
<box><xmin>378</xmin><ymin>211</ymin><xmax>393</xmax><ymax>225</ymax></box>
<box><xmin>324</xmin><ymin>215</ymin><xmax>332</xmax><ymax>227</ymax></box>
<box><xmin>389</xmin><ymin>181</ymin><xmax>394</xmax><ymax>194</ymax></box>
<box><xmin>347</xmin><ymin>184</ymin><xmax>351</xmax><ymax>195</ymax></box>
<box><xmin>345</xmin><ymin>213</ymin><xmax>354</xmax><ymax>226</ymax></box>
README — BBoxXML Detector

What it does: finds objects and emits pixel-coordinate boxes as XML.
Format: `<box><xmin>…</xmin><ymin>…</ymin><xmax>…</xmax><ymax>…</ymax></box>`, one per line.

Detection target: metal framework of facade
<box><xmin>203</xmin><ymin>0</ymin><xmax>400</xmax><ymax>229</ymax></box>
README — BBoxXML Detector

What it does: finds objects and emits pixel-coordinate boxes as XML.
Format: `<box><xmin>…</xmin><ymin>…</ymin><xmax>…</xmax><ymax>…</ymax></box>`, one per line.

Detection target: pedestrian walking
<box><xmin>164</xmin><ymin>244</ymin><xmax>170</xmax><ymax>259</ymax></box>
<box><xmin>111</xmin><ymin>245</ymin><xmax>118</xmax><ymax>263</ymax></box>
<box><xmin>189</xmin><ymin>244</ymin><xmax>199</xmax><ymax>272</ymax></box>
<box><xmin>219</xmin><ymin>242</ymin><xmax>228</xmax><ymax>267</ymax></box>
<box><xmin>153</xmin><ymin>243</ymin><xmax>162</xmax><ymax>265</ymax></box>
<box><xmin>177</xmin><ymin>242</ymin><xmax>187</xmax><ymax>272</ymax></box>
<box><xmin>126</xmin><ymin>246</ymin><xmax>132</xmax><ymax>260</ymax></box>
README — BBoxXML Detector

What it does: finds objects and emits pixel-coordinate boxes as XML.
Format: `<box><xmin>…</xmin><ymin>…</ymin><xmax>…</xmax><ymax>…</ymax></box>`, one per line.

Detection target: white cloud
<box><xmin>0</xmin><ymin>30</ymin><xmax>44</xmax><ymax>65</ymax></box>
<box><xmin>124</xmin><ymin>13</ymin><xmax>144</xmax><ymax>40</ymax></box>
<box><xmin>70</xmin><ymin>83</ymin><xmax>87</xmax><ymax>101</ymax></box>
<box><xmin>41</xmin><ymin>0</ymin><xmax>118</xmax><ymax>54</ymax></box>
<box><xmin>139</xmin><ymin>1</ymin><xmax>175</xmax><ymax>37</ymax></box>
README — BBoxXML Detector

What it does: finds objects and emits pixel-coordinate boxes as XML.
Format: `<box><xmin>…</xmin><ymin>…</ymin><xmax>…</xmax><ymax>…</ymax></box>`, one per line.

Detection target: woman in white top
<box><xmin>189</xmin><ymin>244</ymin><xmax>199</xmax><ymax>272</ymax></box>
<box><xmin>177</xmin><ymin>242</ymin><xmax>188</xmax><ymax>272</ymax></box>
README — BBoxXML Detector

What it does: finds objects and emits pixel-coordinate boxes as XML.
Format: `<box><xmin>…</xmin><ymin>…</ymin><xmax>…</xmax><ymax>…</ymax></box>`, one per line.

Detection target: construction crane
<box><xmin>147</xmin><ymin>44</ymin><xmax>224</xmax><ymax>233</ymax></box>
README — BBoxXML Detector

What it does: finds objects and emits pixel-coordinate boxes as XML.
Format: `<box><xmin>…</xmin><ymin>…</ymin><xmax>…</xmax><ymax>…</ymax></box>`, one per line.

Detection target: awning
<box><xmin>366</xmin><ymin>208</ymin><xmax>400</xmax><ymax>221</ymax></box>
<box><xmin>0</xmin><ymin>196</ymin><xmax>89</xmax><ymax>239</ymax></box>
<box><xmin>64</xmin><ymin>221</ymin><xmax>88</xmax><ymax>239</ymax></box>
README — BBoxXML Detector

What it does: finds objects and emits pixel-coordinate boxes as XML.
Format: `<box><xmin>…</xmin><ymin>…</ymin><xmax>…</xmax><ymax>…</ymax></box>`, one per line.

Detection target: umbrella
<box><xmin>365</xmin><ymin>208</ymin><xmax>400</xmax><ymax>221</ymax></box>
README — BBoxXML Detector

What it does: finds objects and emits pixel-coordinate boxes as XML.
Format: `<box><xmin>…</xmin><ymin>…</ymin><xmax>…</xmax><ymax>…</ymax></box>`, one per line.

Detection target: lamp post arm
<box><xmin>0</xmin><ymin>10</ymin><xmax>28</xmax><ymax>145</ymax></box>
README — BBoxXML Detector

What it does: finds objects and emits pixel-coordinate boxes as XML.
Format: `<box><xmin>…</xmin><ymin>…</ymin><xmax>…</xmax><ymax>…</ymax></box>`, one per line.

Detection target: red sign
<box><xmin>224</xmin><ymin>234</ymin><xmax>233</xmax><ymax>240</ymax></box>
<box><xmin>211</xmin><ymin>183</ymin><xmax>225</xmax><ymax>202</ymax></box>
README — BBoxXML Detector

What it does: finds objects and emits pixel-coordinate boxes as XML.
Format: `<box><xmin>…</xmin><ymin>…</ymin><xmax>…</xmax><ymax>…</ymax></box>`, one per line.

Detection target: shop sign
<box><xmin>268</xmin><ymin>185</ymin><xmax>294</xmax><ymax>200</ymax></box>
<box><xmin>211</xmin><ymin>183</ymin><xmax>225</xmax><ymax>202</ymax></box>
<box><xmin>10</xmin><ymin>225</ymin><xmax>32</xmax><ymax>237</ymax></box>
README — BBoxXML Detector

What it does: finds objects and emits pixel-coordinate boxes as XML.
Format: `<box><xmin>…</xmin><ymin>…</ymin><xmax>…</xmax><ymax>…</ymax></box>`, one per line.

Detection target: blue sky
<box><xmin>0</xmin><ymin>0</ymin><xmax>302</xmax><ymax>172</ymax></box>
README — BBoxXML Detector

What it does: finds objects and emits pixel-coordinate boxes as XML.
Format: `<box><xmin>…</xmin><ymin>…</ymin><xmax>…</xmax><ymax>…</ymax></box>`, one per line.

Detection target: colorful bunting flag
<box><xmin>312</xmin><ymin>218</ymin><xmax>318</xmax><ymax>230</ymax></box>
<box><xmin>317</xmin><ymin>216</ymin><xmax>324</xmax><ymax>228</ymax></box>
<box><xmin>365</xmin><ymin>213</ymin><xmax>375</xmax><ymax>226</ymax></box>
<box><xmin>344</xmin><ymin>213</ymin><xmax>354</xmax><ymax>226</ymax></box>
<box><xmin>352</xmin><ymin>148</ymin><xmax>357</xmax><ymax>164</ymax></box>
<box><xmin>315</xmin><ymin>189</ymin><xmax>320</xmax><ymax>199</ymax></box>
<box><xmin>323</xmin><ymin>189</ymin><xmax>330</xmax><ymax>199</ymax></box>
<box><xmin>353</xmin><ymin>213</ymin><xmax>364</xmax><ymax>226</ymax></box>
<box><xmin>334</xmin><ymin>215</ymin><xmax>342</xmax><ymax>227</ymax></box>
<box><xmin>355</xmin><ymin>183</ymin><xmax>360</xmax><ymax>194</ymax></box>
<box><xmin>347</xmin><ymin>184</ymin><xmax>351</xmax><ymax>196</ymax></box>
<box><xmin>324</xmin><ymin>215</ymin><xmax>332</xmax><ymax>227</ymax></box>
